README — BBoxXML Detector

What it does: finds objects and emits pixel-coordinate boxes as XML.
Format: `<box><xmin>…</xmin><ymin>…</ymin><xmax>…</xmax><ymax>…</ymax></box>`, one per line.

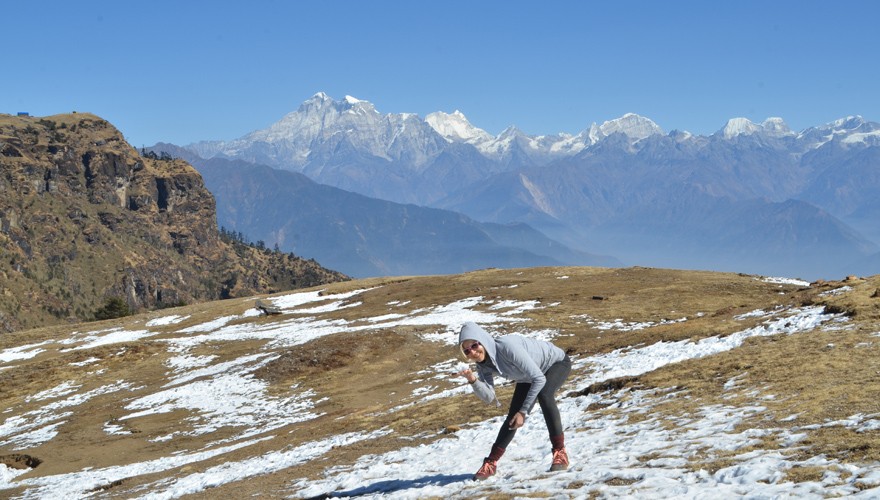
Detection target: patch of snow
<box><xmin>121</xmin><ymin>356</ymin><xmax>323</xmax><ymax>439</ymax></box>
<box><xmin>104</xmin><ymin>421</ymin><xmax>127</xmax><ymax>435</ymax></box>
<box><xmin>0</xmin><ymin>340</ymin><xmax>53</xmax><ymax>363</ymax></box>
<box><xmin>178</xmin><ymin>316</ymin><xmax>239</xmax><ymax>334</ymax></box>
<box><xmin>0</xmin><ymin>381</ymin><xmax>133</xmax><ymax>448</ymax></box>
<box><xmin>57</xmin><ymin>328</ymin><xmax>156</xmax><ymax>351</ymax></box>
<box><xmin>819</xmin><ymin>286</ymin><xmax>852</xmax><ymax>297</ymax></box>
<box><xmin>584</xmin><ymin>316</ymin><xmax>688</xmax><ymax>332</ymax></box>
<box><xmin>295</xmin><ymin>300</ymin><xmax>362</xmax><ymax>314</ymax></box>
<box><xmin>761</xmin><ymin>276</ymin><xmax>811</xmax><ymax>287</ymax></box>
<box><xmin>165</xmin><ymin>354</ymin><xmax>217</xmax><ymax>372</ymax></box>
<box><xmin>269</xmin><ymin>288</ymin><xmax>374</xmax><ymax>312</ymax></box>
<box><xmin>25</xmin><ymin>381</ymin><xmax>81</xmax><ymax>402</ymax></box>
<box><xmin>146</xmin><ymin>315</ymin><xmax>190</xmax><ymax>327</ymax></box>
<box><xmin>584</xmin><ymin>307</ymin><xmax>834</xmax><ymax>383</ymax></box>
<box><xmin>0</xmin><ymin>464</ymin><xmax>29</xmax><ymax>488</ymax></box>
<box><xmin>69</xmin><ymin>357</ymin><xmax>101</xmax><ymax>367</ymax></box>
<box><xmin>734</xmin><ymin>309</ymin><xmax>771</xmax><ymax>320</ymax></box>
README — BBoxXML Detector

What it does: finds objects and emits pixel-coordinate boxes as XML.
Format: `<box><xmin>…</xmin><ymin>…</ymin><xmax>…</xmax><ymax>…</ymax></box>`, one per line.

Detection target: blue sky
<box><xmin>3</xmin><ymin>1</ymin><xmax>878</xmax><ymax>147</ymax></box>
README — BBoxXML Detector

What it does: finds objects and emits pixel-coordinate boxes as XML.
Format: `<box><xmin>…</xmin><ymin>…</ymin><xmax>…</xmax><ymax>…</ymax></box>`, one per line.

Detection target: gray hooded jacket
<box><xmin>459</xmin><ymin>321</ymin><xmax>565</xmax><ymax>416</ymax></box>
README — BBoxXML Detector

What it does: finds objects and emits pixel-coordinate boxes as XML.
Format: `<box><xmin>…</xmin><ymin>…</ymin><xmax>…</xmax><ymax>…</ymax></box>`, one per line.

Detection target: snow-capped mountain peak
<box><xmin>719</xmin><ymin>117</ymin><xmax>795</xmax><ymax>140</ymax></box>
<box><xmin>341</xmin><ymin>95</ymin><xmax>378</xmax><ymax>115</ymax></box>
<box><xmin>295</xmin><ymin>92</ymin><xmax>378</xmax><ymax>116</ymax></box>
<box><xmin>425</xmin><ymin>110</ymin><xmax>493</xmax><ymax>144</ymax></box>
<box><xmin>721</xmin><ymin>118</ymin><xmax>762</xmax><ymax>139</ymax></box>
<box><xmin>761</xmin><ymin>117</ymin><xmax>793</xmax><ymax>137</ymax></box>
<box><xmin>597</xmin><ymin>113</ymin><xmax>664</xmax><ymax>142</ymax></box>
<box><xmin>830</xmin><ymin>115</ymin><xmax>866</xmax><ymax>130</ymax></box>
<box><xmin>823</xmin><ymin>115</ymin><xmax>880</xmax><ymax>146</ymax></box>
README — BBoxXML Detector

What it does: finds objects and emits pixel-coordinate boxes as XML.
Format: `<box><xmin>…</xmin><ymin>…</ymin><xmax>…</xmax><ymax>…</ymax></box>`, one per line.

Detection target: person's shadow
<box><xmin>301</xmin><ymin>473</ymin><xmax>473</xmax><ymax>499</ymax></box>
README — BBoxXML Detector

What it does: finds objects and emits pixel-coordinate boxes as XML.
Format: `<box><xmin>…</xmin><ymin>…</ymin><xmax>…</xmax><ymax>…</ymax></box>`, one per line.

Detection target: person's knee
<box><xmin>537</xmin><ymin>393</ymin><xmax>558</xmax><ymax>409</ymax></box>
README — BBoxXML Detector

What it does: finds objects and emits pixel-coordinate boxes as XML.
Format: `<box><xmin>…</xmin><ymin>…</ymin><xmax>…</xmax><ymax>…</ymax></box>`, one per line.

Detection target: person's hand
<box><xmin>457</xmin><ymin>368</ymin><xmax>477</xmax><ymax>384</ymax></box>
<box><xmin>508</xmin><ymin>411</ymin><xmax>525</xmax><ymax>430</ymax></box>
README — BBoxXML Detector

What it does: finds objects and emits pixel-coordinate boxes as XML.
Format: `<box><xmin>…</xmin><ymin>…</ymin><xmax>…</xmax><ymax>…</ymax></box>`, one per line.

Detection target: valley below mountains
<box><xmin>190</xmin><ymin>156</ymin><xmax>619</xmax><ymax>278</ymax></box>
<box><xmin>173</xmin><ymin>93</ymin><xmax>880</xmax><ymax>281</ymax></box>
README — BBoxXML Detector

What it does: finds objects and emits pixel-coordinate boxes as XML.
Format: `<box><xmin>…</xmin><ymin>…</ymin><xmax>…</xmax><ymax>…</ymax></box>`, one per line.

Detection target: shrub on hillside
<box><xmin>93</xmin><ymin>297</ymin><xmax>130</xmax><ymax>321</ymax></box>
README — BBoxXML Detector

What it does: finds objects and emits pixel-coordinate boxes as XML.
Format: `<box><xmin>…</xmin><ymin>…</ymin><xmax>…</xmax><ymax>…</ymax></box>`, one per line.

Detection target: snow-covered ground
<box><xmin>2</xmin><ymin>284</ymin><xmax>879</xmax><ymax>499</ymax></box>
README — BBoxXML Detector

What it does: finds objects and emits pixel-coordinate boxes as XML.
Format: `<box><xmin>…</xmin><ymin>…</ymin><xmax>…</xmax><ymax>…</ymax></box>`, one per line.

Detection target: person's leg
<box><xmin>493</xmin><ymin>382</ymin><xmax>530</xmax><ymax>449</ymax></box>
<box><xmin>536</xmin><ymin>355</ymin><xmax>572</xmax><ymax>440</ymax></box>
<box><xmin>535</xmin><ymin>355</ymin><xmax>572</xmax><ymax>470</ymax></box>
<box><xmin>475</xmin><ymin>382</ymin><xmax>530</xmax><ymax>480</ymax></box>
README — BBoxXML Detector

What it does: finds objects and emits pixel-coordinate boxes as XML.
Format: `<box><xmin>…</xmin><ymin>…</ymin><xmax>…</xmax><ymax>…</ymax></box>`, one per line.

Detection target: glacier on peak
<box><xmin>720</xmin><ymin>118</ymin><xmax>762</xmax><ymax>139</ymax></box>
<box><xmin>760</xmin><ymin>117</ymin><xmax>793</xmax><ymax>137</ymax></box>
<box><xmin>296</xmin><ymin>92</ymin><xmax>378</xmax><ymax>116</ymax></box>
<box><xmin>830</xmin><ymin>115</ymin><xmax>865</xmax><ymax>129</ymax></box>
<box><xmin>720</xmin><ymin>117</ymin><xmax>794</xmax><ymax>139</ymax></box>
<box><xmin>425</xmin><ymin>110</ymin><xmax>493</xmax><ymax>144</ymax></box>
<box><xmin>597</xmin><ymin>113</ymin><xmax>663</xmax><ymax>142</ymax></box>
<box><xmin>800</xmin><ymin>115</ymin><xmax>879</xmax><ymax>148</ymax></box>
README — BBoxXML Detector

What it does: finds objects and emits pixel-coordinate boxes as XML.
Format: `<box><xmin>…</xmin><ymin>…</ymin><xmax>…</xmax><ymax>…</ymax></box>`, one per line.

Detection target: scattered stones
<box><xmin>0</xmin><ymin>453</ymin><xmax>42</xmax><ymax>469</ymax></box>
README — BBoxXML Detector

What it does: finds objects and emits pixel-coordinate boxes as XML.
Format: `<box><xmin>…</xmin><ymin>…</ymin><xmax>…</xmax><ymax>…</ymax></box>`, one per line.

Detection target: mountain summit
<box><xmin>595</xmin><ymin>113</ymin><xmax>664</xmax><ymax>142</ymax></box>
<box><xmin>190</xmin><ymin>93</ymin><xmax>447</xmax><ymax>173</ymax></box>
<box><xmin>719</xmin><ymin>117</ymin><xmax>794</xmax><ymax>139</ymax></box>
<box><xmin>425</xmin><ymin>110</ymin><xmax>493</xmax><ymax>144</ymax></box>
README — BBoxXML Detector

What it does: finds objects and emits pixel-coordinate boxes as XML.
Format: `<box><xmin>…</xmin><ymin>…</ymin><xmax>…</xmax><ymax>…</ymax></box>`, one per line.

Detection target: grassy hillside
<box><xmin>0</xmin><ymin>113</ymin><xmax>347</xmax><ymax>333</ymax></box>
<box><xmin>1</xmin><ymin>266</ymin><xmax>878</xmax><ymax>498</ymax></box>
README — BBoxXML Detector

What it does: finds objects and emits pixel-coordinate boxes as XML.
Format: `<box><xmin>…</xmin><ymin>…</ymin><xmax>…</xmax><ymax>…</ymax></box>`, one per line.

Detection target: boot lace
<box><xmin>552</xmin><ymin>448</ymin><xmax>568</xmax><ymax>466</ymax></box>
<box><xmin>476</xmin><ymin>459</ymin><xmax>496</xmax><ymax>477</ymax></box>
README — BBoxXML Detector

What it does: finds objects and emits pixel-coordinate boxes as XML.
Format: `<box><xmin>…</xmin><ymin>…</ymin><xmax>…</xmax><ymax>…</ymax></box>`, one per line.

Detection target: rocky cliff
<box><xmin>0</xmin><ymin>113</ymin><xmax>348</xmax><ymax>333</ymax></box>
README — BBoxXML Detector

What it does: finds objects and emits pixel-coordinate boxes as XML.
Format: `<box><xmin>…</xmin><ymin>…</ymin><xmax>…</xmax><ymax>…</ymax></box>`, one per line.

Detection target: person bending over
<box><xmin>456</xmin><ymin>321</ymin><xmax>572</xmax><ymax>480</ymax></box>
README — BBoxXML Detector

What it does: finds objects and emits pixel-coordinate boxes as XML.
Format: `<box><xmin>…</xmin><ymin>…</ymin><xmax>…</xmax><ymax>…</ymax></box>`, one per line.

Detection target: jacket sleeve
<box><xmin>504</xmin><ymin>342</ymin><xmax>547</xmax><ymax>415</ymax></box>
<box><xmin>470</xmin><ymin>366</ymin><xmax>499</xmax><ymax>406</ymax></box>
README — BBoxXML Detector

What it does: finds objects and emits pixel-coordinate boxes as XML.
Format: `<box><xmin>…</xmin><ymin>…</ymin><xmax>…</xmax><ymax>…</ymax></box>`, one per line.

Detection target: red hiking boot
<box><xmin>473</xmin><ymin>458</ymin><xmax>497</xmax><ymax>480</ymax></box>
<box><xmin>550</xmin><ymin>447</ymin><xmax>569</xmax><ymax>471</ymax></box>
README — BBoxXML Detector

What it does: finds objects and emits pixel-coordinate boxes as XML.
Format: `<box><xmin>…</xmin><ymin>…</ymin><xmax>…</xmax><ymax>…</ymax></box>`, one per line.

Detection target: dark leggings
<box><xmin>494</xmin><ymin>354</ymin><xmax>572</xmax><ymax>449</ymax></box>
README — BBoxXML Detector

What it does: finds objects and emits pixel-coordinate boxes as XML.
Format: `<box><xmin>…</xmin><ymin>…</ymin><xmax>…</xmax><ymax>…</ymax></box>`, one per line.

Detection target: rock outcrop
<box><xmin>0</xmin><ymin>112</ymin><xmax>348</xmax><ymax>333</ymax></box>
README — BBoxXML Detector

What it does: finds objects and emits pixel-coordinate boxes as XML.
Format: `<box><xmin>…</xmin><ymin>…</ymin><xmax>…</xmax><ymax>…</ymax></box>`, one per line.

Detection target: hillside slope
<box><xmin>1</xmin><ymin>267</ymin><xmax>878</xmax><ymax>498</ymax></box>
<box><xmin>0</xmin><ymin>113</ymin><xmax>347</xmax><ymax>333</ymax></box>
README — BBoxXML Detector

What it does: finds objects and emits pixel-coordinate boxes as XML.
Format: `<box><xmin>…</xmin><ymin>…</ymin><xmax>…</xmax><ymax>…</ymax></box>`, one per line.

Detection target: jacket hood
<box><xmin>458</xmin><ymin>322</ymin><xmax>497</xmax><ymax>361</ymax></box>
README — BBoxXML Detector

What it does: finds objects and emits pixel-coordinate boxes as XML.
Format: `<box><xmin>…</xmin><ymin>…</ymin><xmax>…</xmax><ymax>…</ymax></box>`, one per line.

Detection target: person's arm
<box><xmin>457</xmin><ymin>366</ymin><xmax>497</xmax><ymax>405</ymax></box>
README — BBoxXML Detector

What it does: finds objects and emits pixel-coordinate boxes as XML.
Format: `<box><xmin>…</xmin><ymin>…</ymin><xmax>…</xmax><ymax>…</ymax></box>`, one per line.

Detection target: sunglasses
<box><xmin>462</xmin><ymin>341</ymin><xmax>480</xmax><ymax>356</ymax></box>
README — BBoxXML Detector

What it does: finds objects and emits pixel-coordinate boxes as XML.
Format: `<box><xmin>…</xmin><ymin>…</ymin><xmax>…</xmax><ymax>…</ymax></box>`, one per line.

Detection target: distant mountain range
<box><xmin>167</xmin><ymin>93</ymin><xmax>880</xmax><ymax>280</ymax></box>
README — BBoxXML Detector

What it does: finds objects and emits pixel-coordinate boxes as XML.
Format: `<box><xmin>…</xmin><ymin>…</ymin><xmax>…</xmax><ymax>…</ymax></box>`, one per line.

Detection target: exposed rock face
<box><xmin>0</xmin><ymin>113</ymin><xmax>348</xmax><ymax>333</ymax></box>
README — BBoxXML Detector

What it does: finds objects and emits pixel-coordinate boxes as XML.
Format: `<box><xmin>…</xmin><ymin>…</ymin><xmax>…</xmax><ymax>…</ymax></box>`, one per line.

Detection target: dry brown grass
<box><xmin>1</xmin><ymin>266</ymin><xmax>878</xmax><ymax>498</ymax></box>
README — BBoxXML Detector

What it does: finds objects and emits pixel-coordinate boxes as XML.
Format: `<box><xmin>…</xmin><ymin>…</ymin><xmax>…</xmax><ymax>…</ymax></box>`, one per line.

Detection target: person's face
<box><xmin>461</xmin><ymin>340</ymin><xmax>485</xmax><ymax>362</ymax></box>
